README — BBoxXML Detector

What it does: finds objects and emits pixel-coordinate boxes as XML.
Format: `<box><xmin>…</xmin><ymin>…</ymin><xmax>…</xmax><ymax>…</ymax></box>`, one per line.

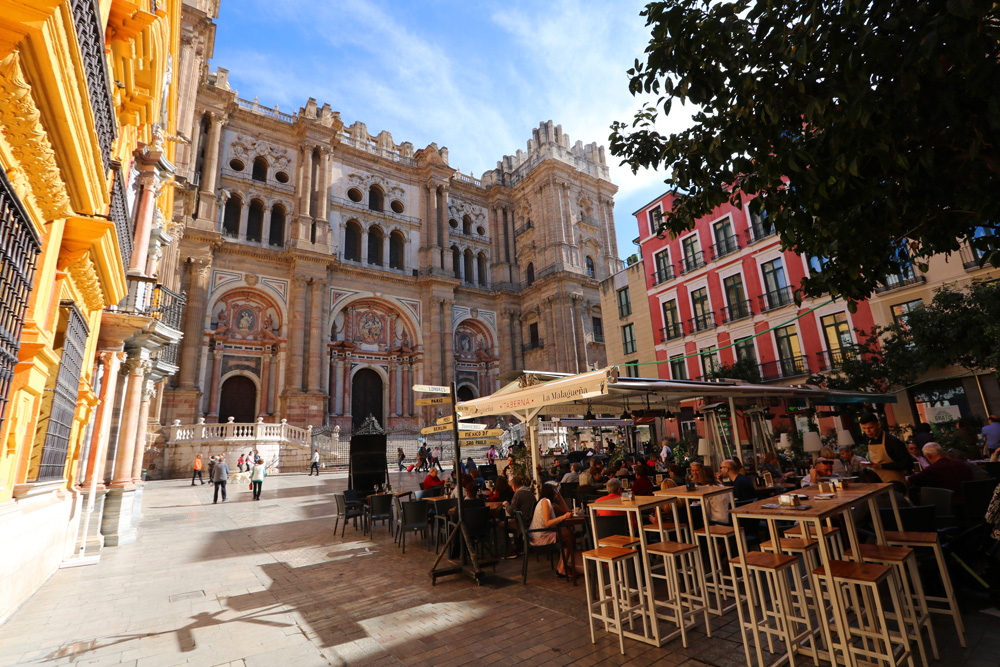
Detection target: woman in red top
<box><xmin>630</xmin><ymin>463</ymin><xmax>654</xmax><ymax>497</ymax></box>
<box><xmin>423</xmin><ymin>468</ymin><xmax>446</xmax><ymax>490</ymax></box>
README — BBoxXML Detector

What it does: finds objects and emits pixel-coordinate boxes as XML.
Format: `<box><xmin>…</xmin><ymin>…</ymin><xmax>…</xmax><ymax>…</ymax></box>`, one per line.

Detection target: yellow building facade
<box><xmin>0</xmin><ymin>0</ymin><xmax>182</xmax><ymax>624</ymax></box>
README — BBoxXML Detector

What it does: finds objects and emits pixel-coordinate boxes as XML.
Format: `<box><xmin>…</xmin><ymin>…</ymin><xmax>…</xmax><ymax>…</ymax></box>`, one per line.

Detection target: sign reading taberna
<box><xmin>456</xmin><ymin>367</ymin><xmax>616</xmax><ymax>418</ymax></box>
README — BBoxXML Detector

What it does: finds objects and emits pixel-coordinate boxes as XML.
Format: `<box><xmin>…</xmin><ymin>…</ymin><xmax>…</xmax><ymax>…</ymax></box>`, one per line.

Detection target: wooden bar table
<box><xmin>587</xmin><ymin>495</ymin><xmax>676</xmax><ymax>647</ymax></box>
<box><xmin>654</xmin><ymin>486</ymin><xmax>737</xmax><ymax>615</ymax></box>
<box><xmin>730</xmin><ymin>482</ymin><xmax>902</xmax><ymax>665</ymax></box>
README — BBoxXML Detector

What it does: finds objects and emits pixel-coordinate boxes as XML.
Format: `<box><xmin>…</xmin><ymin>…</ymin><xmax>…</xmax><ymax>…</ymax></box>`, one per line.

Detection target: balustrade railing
<box><xmin>166</xmin><ymin>417</ymin><xmax>313</xmax><ymax>446</ymax></box>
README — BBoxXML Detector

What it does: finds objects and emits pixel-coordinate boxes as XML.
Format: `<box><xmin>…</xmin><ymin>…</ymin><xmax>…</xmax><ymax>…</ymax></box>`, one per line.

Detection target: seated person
<box><xmin>504</xmin><ymin>475</ymin><xmax>536</xmax><ymax>523</ymax></box>
<box><xmin>694</xmin><ymin>465</ymin><xmax>731</xmax><ymax>524</ymax></box>
<box><xmin>832</xmin><ymin>445</ymin><xmax>867</xmax><ymax>476</ymax></box>
<box><xmin>760</xmin><ymin>452</ymin><xmax>792</xmax><ymax>481</ymax></box>
<box><xmin>660</xmin><ymin>477</ymin><xmax>678</xmax><ymax>490</ymax></box>
<box><xmin>907</xmin><ymin>441</ymin><xmax>929</xmax><ymax>470</ymax></box>
<box><xmin>560</xmin><ymin>462</ymin><xmax>582</xmax><ymax>484</ymax></box>
<box><xmin>488</xmin><ymin>475</ymin><xmax>514</xmax><ymax>503</ymax></box>
<box><xmin>907</xmin><ymin>442</ymin><xmax>973</xmax><ymax>501</ymax></box>
<box><xmin>720</xmin><ymin>459</ymin><xmax>757</xmax><ymax>502</ymax></box>
<box><xmin>594</xmin><ymin>478</ymin><xmax>624</xmax><ymax>516</ymax></box>
<box><xmin>529</xmin><ymin>483</ymin><xmax>576</xmax><ymax>579</ymax></box>
<box><xmin>800</xmin><ymin>458</ymin><xmax>836</xmax><ymax>487</ymax></box>
<box><xmin>630</xmin><ymin>463</ymin><xmax>654</xmax><ymax>497</ymax></box>
<box><xmin>450</xmin><ymin>473</ymin><xmax>477</xmax><ymax>500</ymax></box>
<box><xmin>668</xmin><ymin>465</ymin><xmax>686</xmax><ymax>487</ymax></box>
<box><xmin>423</xmin><ymin>468</ymin><xmax>446</xmax><ymax>490</ymax></box>
<box><xmin>463</xmin><ymin>457</ymin><xmax>478</xmax><ymax>475</ymax></box>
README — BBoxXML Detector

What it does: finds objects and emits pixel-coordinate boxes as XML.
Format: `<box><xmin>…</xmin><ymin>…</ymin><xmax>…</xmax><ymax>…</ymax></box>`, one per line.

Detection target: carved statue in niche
<box><xmin>357</xmin><ymin>310</ymin><xmax>383</xmax><ymax>344</ymax></box>
<box><xmin>238</xmin><ymin>308</ymin><xmax>254</xmax><ymax>331</ymax></box>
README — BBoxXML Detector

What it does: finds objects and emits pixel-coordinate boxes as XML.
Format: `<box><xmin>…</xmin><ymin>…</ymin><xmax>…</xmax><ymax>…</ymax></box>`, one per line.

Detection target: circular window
<box><xmin>476</xmin><ymin>226</ymin><xmax>485</xmax><ymax>236</ymax></box>
<box><xmin>229</xmin><ymin>159</ymin><xmax>245</xmax><ymax>171</ymax></box>
<box><xmin>275</xmin><ymin>171</ymin><xmax>289</xmax><ymax>183</ymax></box>
<box><xmin>449</xmin><ymin>218</ymin><xmax>458</xmax><ymax>229</ymax></box>
<box><xmin>347</xmin><ymin>188</ymin><xmax>363</xmax><ymax>203</ymax></box>
<box><xmin>390</xmin><ymin>200</ymin><xmax>404</xmax><ymax>214</ymax></box>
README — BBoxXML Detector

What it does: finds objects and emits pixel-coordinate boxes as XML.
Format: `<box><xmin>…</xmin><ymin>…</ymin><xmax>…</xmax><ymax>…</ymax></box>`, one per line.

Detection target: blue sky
<box><xmin>211</xmin><ymin>0</ymin><xmax>693</xmax><ymax>259</ymax></box>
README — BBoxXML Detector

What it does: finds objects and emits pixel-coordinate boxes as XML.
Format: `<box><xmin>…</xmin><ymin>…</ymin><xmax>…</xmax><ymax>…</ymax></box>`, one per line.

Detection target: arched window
<box><xmin>586</xmin><ymin>255</ymin><xmax>596</xmax><ymax>279</ymax></box>
<box><xmin>452</xmin><ymin>246</ymin><xmax>462</xmax><ymax>280</ymax></box>
<box><xmin>389</xmin><ymin>231</ymin><xmax>405</xmax><ymax>270</ymax></box>
<box><xmin>477</xmin><ymin>252</ymin><xmax>487</xmax><ymax>286</ymax></box>
<box><xmin>368</xmin><ymin>226</ymin><xmax>384</xmax><ymax>265</ymax></box>
<box><xmin>464</xmin><ymin>250</ymin><xmax>474</xmax><ymax>284</ymax></box>
<box><xmin>269</xmin><ymin>204</ymin><xmax>286</xmax><ymax>246</ymax></box>
<box><xmin>222</xmin><ymin>195</ymin><xmax>241</xmax><ymax>238</ymax></box>
<box><xmin>252</xmin><ymin>156</ymin><xmax>268</xmax><ymax>182</ymax></box>
<box><xmin>344</xmin><ymin>221</ymin><xmax>362</xmax><ymax>261</ymax></box>
<box><xmin>368</xmin><ymin>185</ymin><xmax>384</xmax><ymax>212</ymax></box>
<box><xmin>246</xmin><ymin>199</ymin><xmax>265</xmax><ymax>242</ymax></box>
<box><xmin>526</xmin><ymin>262</ymin><xmax>535</xmax><ymax>285</ymax></box>
<box><xmin>462</xmin><ymin>215</ymin><xmax>472</xmax><ymax>235</ymax></box>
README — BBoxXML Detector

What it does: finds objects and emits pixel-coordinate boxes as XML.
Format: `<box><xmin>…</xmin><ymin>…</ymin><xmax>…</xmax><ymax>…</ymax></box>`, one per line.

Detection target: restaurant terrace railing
<box><xmin>71</xmin><ymin>0</ymin><xmax>117</xmax><ymax>171</ymax></box>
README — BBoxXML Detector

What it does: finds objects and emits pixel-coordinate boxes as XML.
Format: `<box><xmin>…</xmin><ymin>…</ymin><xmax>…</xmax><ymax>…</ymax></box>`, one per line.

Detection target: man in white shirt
<box><xmin>310</xmin><ymin>449</ymin><xmax>320</xmax><ymax>476</ymax></box>
<box><xmin>800</xmin><ymin>458</ymin><xmax>836</xmax><ymax>487</ymax></box>
<box><xmin>660</xmin><ymin>442</ymin><xmax>673</xmax><ymax>464</ymax></box>
<box><xmin>560</xmin><ymin>463</ymin><xmax>581</xmax><ymax>484</ymax></box>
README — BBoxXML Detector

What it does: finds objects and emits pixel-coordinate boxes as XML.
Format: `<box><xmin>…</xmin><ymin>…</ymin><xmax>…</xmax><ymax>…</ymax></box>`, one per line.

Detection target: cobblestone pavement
<box><xmin>1</xmin><ymin>473</ymin><xmax>998</xmax><ymax>666</ymax></box>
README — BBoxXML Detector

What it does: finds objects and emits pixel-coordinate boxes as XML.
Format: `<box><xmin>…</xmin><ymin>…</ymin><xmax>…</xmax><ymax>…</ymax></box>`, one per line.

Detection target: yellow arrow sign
<box><xmin>459</xmin><ymin>429</ymin><xmax>504</xmax><ymax>439</ymax></box>
<box><xmin>420</xmin><ymin>424</ymin><xmax>453</xmax><ymax>435</ymax></box>
<box><xmin>415</xmin><ymin>397</ymin><xmax>450</xmax><ymax>406</ymax></box>
<box><xmin>436</xmin><ymin>415</ymin><xmax>454</xmax><ymax>425</ymax></box>
<box><xmin>461</xmin><ymin>438</ymin><xmax>502</xmax><ymax>447</ymax></box>
<box><xmin>413</xmin><ymin>384</ymin><xmax>451</xmax><ymax>394</ymax></box>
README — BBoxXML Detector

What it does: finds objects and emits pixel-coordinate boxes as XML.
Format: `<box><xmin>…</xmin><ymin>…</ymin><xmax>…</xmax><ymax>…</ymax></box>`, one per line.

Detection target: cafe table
<box><xmin>653</xmin><ymin>486</ymin><xmax>737</xmax><ymax>615</ymax></box>
<box><xmin>729</xmin><ymin>482</ymin><xmax>903</xmax><ymax>665</ymax></box>
<box><xmin>587</xmin><ymin>495</ymin><xmax>677</xmax><ymax>647</ymax></box>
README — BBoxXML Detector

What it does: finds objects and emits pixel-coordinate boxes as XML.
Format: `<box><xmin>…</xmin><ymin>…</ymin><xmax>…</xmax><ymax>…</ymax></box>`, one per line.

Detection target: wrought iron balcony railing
<box><xmin>759</xmin><ymin>355</ymin><xmax>809</xmax><ymax>381</ymax></box>
<box><xmin>71</xmin><ymin>0</ymin><xmax>117</xmax><ymax>172</ymax></box>
<box><xmin>744</xmin><ymin>223</ymin><xmax>776</xmax><ymax>245</ymax></box>
<box><xmin>514</xmin><ymin>220</ymin><xmax>534</xmax><ymax>236</ymax></box>
<box><xmin>874</xmin><ymin>273</ymin><xmax>926</xmax><ymax>294</ymax></box>
<box><xmin>710</xmin><ymin>235</ymin><xmax>740</xmax><ymax>260</ymax></box>
<box><xmin>523</xmin><ymin>338</ymin><xmax>544</xmax><ymax>353</ymax></box>
<box><xmin>759</xmin><ymin>286</ymin><xmax>795</xmax><ymax>312</ymax></box>
<box><xmin>111</xmin><ymin>275</ymin><xmax>186</xmax><ymax>331</ymax></box>
<box><xmin>660</xmin><ymin>324</ymin><xmax>683</xmax><ymax>342</ymax></box>
<box><xmin>814</xmin><ymin>347</ymin><xmax>858</xmax><ymax>372</ymax></box>
<box><xmin>687</xmin><ymin>313</ymin><xmax>716</xmax><ymax>334</ymax></box>
<box><xmin>110</xmin><ymin>163</ymin><xmax>132</xmax><ymax>274</ymax></box>
<box><xmin>650</xmin><ymin>265</ymin><xmax>675</xmax><ymax>286</ymax></box>
<box><xmin>678</xmin><ymin>252</ymin><xmax>706</xmax><ymax>275</ymax></box>
<box><xmin>719</xmin><ymin>300</ymin><xmax>753</xmax><ymax>324</ymax></box>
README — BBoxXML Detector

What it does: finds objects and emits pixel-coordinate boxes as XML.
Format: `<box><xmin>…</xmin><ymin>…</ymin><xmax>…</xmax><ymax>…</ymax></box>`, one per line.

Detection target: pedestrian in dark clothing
<box><xmin>213</xmin><ymin>456</ymin><xmax>229</xmax><ymax>503</ymax></box>
<box><xmin>207</xmin><ymin>456</ymin><xmax>216</xmax><ymax>485</ymax></box>
<box><xmin>397</xmin><ymin>447</ymin><xmax>406</xmax><ymax>471</ymax></box>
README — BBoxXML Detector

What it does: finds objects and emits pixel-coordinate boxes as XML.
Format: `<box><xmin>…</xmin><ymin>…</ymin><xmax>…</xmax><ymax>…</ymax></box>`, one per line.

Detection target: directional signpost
<box><xmin>413</xmin><ymin>382</ymin><xmax>492</xmax><ymax>585</ymax></box>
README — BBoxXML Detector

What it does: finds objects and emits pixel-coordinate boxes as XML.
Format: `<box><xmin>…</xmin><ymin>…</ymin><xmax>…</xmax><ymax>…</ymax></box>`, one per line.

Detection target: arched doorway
<box><xmin>218</xmin><ymin>375</ymin><xmax>256</xmax><ymax>423</ymax></box>
<box><xmin>457</xmin><ymin>385</ymin><xmax>476</xmax><ymax>402</ymax></box>
<box><xmin>351</xmin><ymin>368</ymin><xmax>383</xmax><ymax>428</ymax></box>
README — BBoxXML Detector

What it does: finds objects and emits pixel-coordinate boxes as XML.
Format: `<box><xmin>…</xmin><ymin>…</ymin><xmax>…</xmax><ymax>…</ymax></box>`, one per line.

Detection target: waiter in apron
<box><xmin>858</xmin><ymin>413</ymin><xmax>912</xmax><ymax>483</ymax></box>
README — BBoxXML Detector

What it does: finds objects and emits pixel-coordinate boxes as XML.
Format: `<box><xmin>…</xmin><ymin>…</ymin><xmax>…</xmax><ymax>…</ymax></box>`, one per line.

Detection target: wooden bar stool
<box><xmin>785</xmin><ymin>523</ymin><xmax>845</xmax><ymax>560</ymax></box>
<box><xmin>694</xmin><ymin>524</ymin><xmax>741</xmax><ymax>614</ymax></box>
<box><xmin>643</xmin><ymin>504</ymin><xmax>691</xmax><ymax>543</ymax></box>
<box><xmin>844</xmin><ymin>544</ymin><xmax>938</xmax><ymax>666</ymax></box>
<box><xmin>811</xmin><ymin>561</ymin><xmax>914</xmax><ymax>667</ymax></box>
<box><xmin>645</xmin><ymin>540</ymin><xmax>711</xmax><ymax>648</ymax></box>
<box><xmin>730</xmin><ymin>552</ymin><xmax>818</xmax><ymax>667</ymax></box>
<box><xmin>761</xmin><ymin>536</ymin><xmax>822</xmax><ymax>614</ymax></box>
<box><xmin>582</xmin><ymin>546</ymin><xmax>651</xmax><ymax>655</ymax></box>
<box><xmin>885</xmin><ymin>529</ymin><xmax>966</xmax><ymax>647</ymax></box>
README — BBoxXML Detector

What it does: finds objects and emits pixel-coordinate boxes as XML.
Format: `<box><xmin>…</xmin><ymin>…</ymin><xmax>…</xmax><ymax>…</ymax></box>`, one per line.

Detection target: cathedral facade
<box><xmin>162</xmin><ymin>0</ymin><xmax>618</xmax><ymax>439</ymax></box>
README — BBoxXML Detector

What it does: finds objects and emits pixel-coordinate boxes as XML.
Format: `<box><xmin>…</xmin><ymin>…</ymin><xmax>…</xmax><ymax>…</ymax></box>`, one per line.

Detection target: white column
<box><xmin>263</xmin><ymin>206</ymin><xmax>273</xmax><ymax>245</ymax></box>
<box><xmin>335</xmin><ymin>358</ymin><xmax>345</xmax><ymax>414</ymax></box>
<box><xmin>361</xmin><ymin>229</ymin><xmax>369</xmax><ymax>263</ymax></box>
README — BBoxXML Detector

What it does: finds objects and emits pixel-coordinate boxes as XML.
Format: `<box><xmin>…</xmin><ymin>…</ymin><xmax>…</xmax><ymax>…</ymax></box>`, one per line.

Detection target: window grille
<box><xmin>71</xmin><ymin>0</ymin><xmax>117</xmax><ymax>172</ymax></box>
<box><xmin>35</xmin><ymin>301</ymin><xmax>89</xmax><ymax>482</ymax></box>
<box><xmin>0</xmin><ymin>166</ymin><xmax>42</xmax><ymax>432</ymax></box>
<box><xmin>110</xmin><ymin>162</ymin><xmax>133</xmax><ymax>274</ymax></box>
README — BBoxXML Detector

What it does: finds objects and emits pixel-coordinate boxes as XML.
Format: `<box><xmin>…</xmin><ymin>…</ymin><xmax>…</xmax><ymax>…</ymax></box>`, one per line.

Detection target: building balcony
<box><xmin>72</xmin><ymin>0</ymin><xmax>117</xmax><ymax>171</ymax></box>
<box><xmin>523</xmin><ymin>338</ymin><xmax>544</xmax><ymax>353</ymax></box>
<box><xmin>687</xmin><ymin>313</ymin><xmax>716</xmax><ymax>334</ymax></box>
<box><xmin>874</xmin><ymin>273</ymin><xmax>926</xmax><ymax>294</ymax></box>
<box><xmin>758</xmin><ymin>286</ymin><xmax>795</xmax><ymax>312</ymax></box>
<box><xmin>514</xmin><ymin>220</ymin><xmax>534</xmax><ymax>236</ymax></box>
<box><xmin>719</xmin><ymin>300</ymin><xmax>754</xmax><ymax>324</ymax></box>
<box><xmin>110</xmin><ymin>163</ymin><xmax>133</xmax><ymax>274</ymax></box>
<box><xmin>710</xmin><ymin>235</ymin><xmax>741</xmax><ymax>261</ymax></box>
<box><xmin>959</xmin><ymin>245</ymin><xmax>983</xmax><ymax>271</ymax></box>
<box><xmin>104</xmin><ymin>275</ymin><xmax>186</xmax><ymax>354</ymax></box>
<box><xmin>744</xmin><ymin>223</ymin><xmax>776</xmax><ymax>245</ymax></box>
<box><xmin>759</xmin><ymin>355</ymin><xmax>810</xmax><ymax>381</ymax></box>
<box><xmin>660</xmin><ymin>324</ymin><xmax>683</xmax><ymax>342</ymax></box>
<box><xmin>592</xmin><ymin>332</ymin><xmax>605</xmax><ymax>344</ymax></box>
<box><xmin>678</xmin><ymin>252</ymin><xmax>706</xmax><ymax>275</ymax></box>
<box><xmin>813</xmin><ymin>347</ymin><xmax>858</xmax><ymax>373</ymax></box>
<box><xmin>650</xmin><ymin>266</ymin><xmax>675</xmax><ymax>286</ymax></box>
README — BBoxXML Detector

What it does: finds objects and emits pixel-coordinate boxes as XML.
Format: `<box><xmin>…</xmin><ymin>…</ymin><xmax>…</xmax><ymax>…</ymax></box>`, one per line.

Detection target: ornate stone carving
<box><xmin>67</xmin><ymin>253</ymin><xmax>105</xmax><ymax>311</ymax></box>
<box><xmin>346</xmin><ymin>171</ymin><xmax>404</xmax><ymax>200</ymax></box>
<box><xmin>0</xmin><ymin>53</ymin><xmax>72</xmax><ymax>220</ymax></box>
<box><xmin>448</xmin><ymin>199</ymin><xmax>486</xmax><ymax>225</ymax></box>
<box><xmin>229</xmin><ymin>133</ymin><xmax>291</xmax><ymax>169</ymax></box>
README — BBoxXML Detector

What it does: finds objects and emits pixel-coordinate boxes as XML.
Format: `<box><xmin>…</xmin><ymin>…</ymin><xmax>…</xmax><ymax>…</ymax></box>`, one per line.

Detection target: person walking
<box><xmin>310</xmin><ymin>449</ymin><xmax>320</xmax><ymax>476</ymax></box>
<box><xmin>191</xmin><ymin>455</ymin><xmax>205</xmax><ymax>485</ymax></box>
<box><xmin>207</xmin><ymin>456</ymin><xmax>216</xmax><ymax>485</ymax></box>
<box><xmin>213</xmin><ymin>455</ymin><xmax>229</xmax><ymax>503</ymax></box>
<box><xmin>432</xmin><ymin>446</ymin><xmax>444</xmax><ymax>471</ymax></box>
<box><xmin>250</xmin><ymin>457</ymin><xmax>266</xmax><ymax>500</ymax></box>
<box><xmin>237</xmin><ymin>453</ymin><xmax>245</xmax><ymax>473</ymax></box>
<box><xmin>397</xmin><ymin>447</ymin><xmax>406</xmax><ymax>472</ymax></box>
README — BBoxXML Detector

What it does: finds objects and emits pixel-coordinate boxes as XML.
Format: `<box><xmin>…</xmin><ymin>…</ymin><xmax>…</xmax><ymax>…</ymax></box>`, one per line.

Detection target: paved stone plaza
<box><xmin>2</xmin><ymin>473</ymin><xmax>998</xmax><ymax>667</ymax></box>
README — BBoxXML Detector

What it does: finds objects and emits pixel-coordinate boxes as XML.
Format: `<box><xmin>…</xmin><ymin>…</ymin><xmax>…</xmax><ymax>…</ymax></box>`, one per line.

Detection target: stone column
<box><xmin>259</xmin><ymin>348</ymin><xmax>271</xmax><ymax>416</ymax></box>
<box><xmin>342</xmin><ymin>353</ymin><xmax>352</xmax><ymax>415</ymax></box>
<box><xmin>129</xmin><ymin>167</ymin><xmax>158</xmax><ymax>275</ymax></box>
<box><xmin>513</xmin><ymin>312</ymin><xmax>524</xmax><ymax>370</ymax></box>
<box><xmin>334</xmin><ymin>358</ymin><xmax>344</xmax><ymax>414</ymax></box>
<box><xmin>238</xmin><ymin>200</ymin><xmax>249</xmax><ymax>241</ymax></box>
<box><xmin>317</xmin><ymin>148</ymin><xmax>329</xmax><ymax>221</ymax></box>
<box><xmin>439</xmin><ymin>185</ymin><xmax>450</xmax><ymax>247</ymax></box>
<box><xmin>402</xmin><ymin>361</ymin><xmax>410</xmax><ymax>415</ymax></box>
<box><xmin>328</xmin><ymin>356</ymin><xmax>338</xmax><ymax>415</ymax></box>
<box><xmin>301</xmin><ymin>149</ymin><xmax>314</xmax><ymax>218</ymax></box>
<box><xmin>472</xmin><ymin>255</ymin><xmax>479</xmax><ymax>285</ymax></box>
<box><xmin>131</xmin><ymin>380</ymin><xmax>155</xmax><ymax>483</ymax></box>
<box><xmin>442</xmin><ymin>299</ymin><xmax>455</xmax><ymax>387</ymax></box>
<box><xmin>307</xmin><ymin>278</ymin><xmax>325</xmax><ymax>393</ymax></box>
<box><xmin>383</xmin><ymin>235</ymin><xmax>390</xmax><ymax>266</ymax></box>
<box><xmin>200</xmin><ymin>115</ymin><xmax>224</xmax><ymax>195</ymax></box>
<box><xmin>360</xmin><ymin>229</ymin><xmax>369</xmax><ymax>264</ymax></box>
<box><xmin>110</xmin><ymin>356</ymin><xmax>151</xmax><ymax>488</ymax></box>
<box><xmin>207</xmin><ymin>347</ymin><xmax>223</xmax><ymax>417</ymax></box>
<box><xmin>263</xmin><ymin>206</ymin><xmax>273</xmax><ymax>246</ymax></box>
<box><xmin>271</xmin><ymin>349</ymin><xmax>283</xmax><ymax>414</ymax></box>
<box><xmin>388</xmin><ymin>360</ymin><xmax>398</xmax><ymax>416</ymax></box>
<box><xmin>84</xmin><ymin>350</ymin><xmax>125</xmax><ymax>487</ymax></box>
<box><xmin>288</xmin><ymin>276</ymin><xmax>308</xmax><ymax>392</ymax></box>
<box><xmin>179</xmin><ymin>258</ymin><xmax>211</xmax><ymax>389</ymax></box>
